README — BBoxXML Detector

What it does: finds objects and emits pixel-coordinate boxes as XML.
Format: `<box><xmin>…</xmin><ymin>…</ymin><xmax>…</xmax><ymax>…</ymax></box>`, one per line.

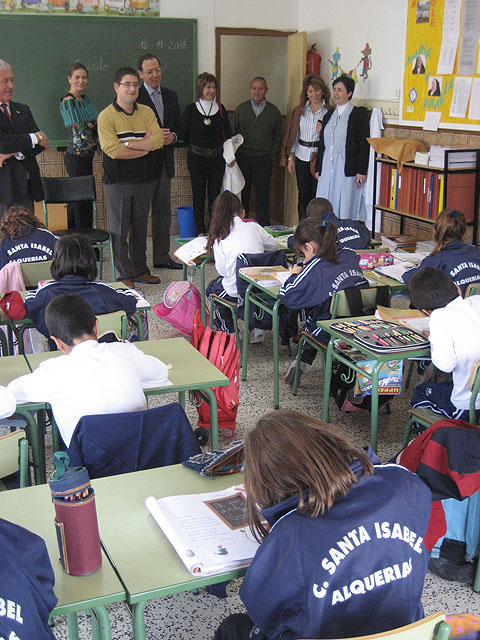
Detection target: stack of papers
<box><xmin>414</xmin><ymin>151</ymin><xmax>430</xmax><ymax>165</ymax></box>
<box><xmin>429</xmin><ymin>146</ymin><xmax>477</xmax><ymax>169</ymax></box>
<box><xmin>380</xmin><ymin>235</ymin><xmax>419</xmax><ymax>251</ymax></box>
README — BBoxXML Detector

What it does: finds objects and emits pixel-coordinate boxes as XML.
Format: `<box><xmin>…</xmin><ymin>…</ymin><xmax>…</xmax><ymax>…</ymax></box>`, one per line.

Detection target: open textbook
<box><xmin>376</xmin><ymin>306</ymin><xmax>430</xmax><ymax>335</ymax></box>
<box><xmin>173</xmin><ymin>237</ymin><xmax>208</xmax><ymax>265</ymax></box>
<box><xmin>145</xmin><ymin>485</ymin><xmax>260</xmax><ymax>576</ymax></box>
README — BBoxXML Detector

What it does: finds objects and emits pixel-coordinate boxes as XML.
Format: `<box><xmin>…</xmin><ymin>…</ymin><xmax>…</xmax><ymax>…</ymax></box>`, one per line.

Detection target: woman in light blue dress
<box><xmin>315</xmin><ymin>75</ymin><xmax>370</xmax><ymax>221</ymax></box>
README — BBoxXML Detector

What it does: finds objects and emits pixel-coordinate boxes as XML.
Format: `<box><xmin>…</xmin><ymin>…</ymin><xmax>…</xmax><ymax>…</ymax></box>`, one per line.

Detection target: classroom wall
<box><xmin>220</xmin><ymin>36</ymin><xmax>288</xmax><ymax>113</ymax></box>
<box><xmin>298</xmin><ymin>0</ymin><xmax>406</xmax><ymax>115</ymax></box>
<box><xmin>159</xmin><ymin>0</ymin><xmax>298</xmax><ymax>72</ymax></box>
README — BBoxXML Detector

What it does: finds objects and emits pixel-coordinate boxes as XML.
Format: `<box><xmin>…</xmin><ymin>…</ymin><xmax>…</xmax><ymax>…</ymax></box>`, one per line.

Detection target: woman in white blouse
<box><xmin>280</xmin><ymin>74</ymin><xmax>331</xmax><ymax>220</ymax></box>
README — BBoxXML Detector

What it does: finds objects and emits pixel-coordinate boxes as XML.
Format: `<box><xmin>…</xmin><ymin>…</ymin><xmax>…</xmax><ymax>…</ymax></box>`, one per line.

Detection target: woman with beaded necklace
<box><xmin>181</xmin><ymin>72</ymin><xmax>233</xmax><ymax>235</ymax></box>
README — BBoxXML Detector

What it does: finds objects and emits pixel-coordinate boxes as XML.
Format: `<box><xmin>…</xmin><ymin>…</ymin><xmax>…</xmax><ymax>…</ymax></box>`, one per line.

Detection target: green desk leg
<box><xmin>202</xmin><ymin>387</ymin><xmax>219</xmax><ymax>450</ymax></box>
<box><xmin>370</xmin><ymin>362</ymin><xmax>382</xmax><ymax>453</ymax></box>
<box><xmin>241</xmin><ymin>283</ymin><xmax>253</xmax><ymax>381</ymax></box>
<box><xmin>133</xmin><ymin>312</ymin><xmax>144</xmax><ymax>342</ymax></box>
<box><xmin>92</xmin><ymin>606</ymin><xmax>112</xmax><ymax>640</ymax></box>
<box><xmin>182</xmin><ymin>263</ymin><xmax>188</xmax><ymax>281</ymax></box>
<box><xmin>474</xmin><ymin>557</ymin><xmax>480</xmax><ymax>592</ymax></box>
<box><xmin>178</xmin><ymin>390</ymin><xmax>186</xmax><ymax>411</ymax></box>
<box><xmin>15</xmin><ymin>407</ymin><xmax>46</xmax><ymax>484</ymax></box>
<box><xmin>322</xmin><ymin>338</ymin><xmax>335</xmax><ymax>423</ymax></box>
<box><xmin>133</xmin><ymin>600</ymin><xmax>147</xmax><ymax>640</ymax></box>
<box><xmin>67</xmin><ymin>612</ymin><xmax>79</xmax><ymax>640</ymax></box>
<box><xmin>272</xmin><ymin>298</ymin><xmax>281</xmax><ymax>410</ymax></box>
<box><xmin>200</xmin><ymin>260</ymin><xmax>207</xmax><ymax>326</ymax></box>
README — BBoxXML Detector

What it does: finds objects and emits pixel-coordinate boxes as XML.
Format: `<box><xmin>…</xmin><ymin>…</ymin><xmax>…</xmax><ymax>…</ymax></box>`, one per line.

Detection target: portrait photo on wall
<box><xmin>428</xmin><ymin>76</ymin><xmax>441</xmax><ymax>96</ymax></box>
<box><xmin>412</xmin><ymin>54</ymin><xmax>426</xmax><ymax>74</ymax></box>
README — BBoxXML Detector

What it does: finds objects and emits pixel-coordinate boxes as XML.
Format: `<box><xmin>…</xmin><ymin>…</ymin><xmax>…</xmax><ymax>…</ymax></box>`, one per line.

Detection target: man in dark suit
<box><xmin>137</xmin><ymin>54</ymin><xmax>182</xmax><ymax>270</ymax></box>
<box><xmin>0</xmin><ymin>60</ymin><xmax>49</xmax><ymax>218</ymax></box>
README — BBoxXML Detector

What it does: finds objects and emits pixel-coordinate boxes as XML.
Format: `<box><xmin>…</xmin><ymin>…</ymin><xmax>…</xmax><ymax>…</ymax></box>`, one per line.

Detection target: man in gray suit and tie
<box><xmin>137</xmin><ymin>54</ymin><xmax>182</xmax><ymax>270</ymax></box>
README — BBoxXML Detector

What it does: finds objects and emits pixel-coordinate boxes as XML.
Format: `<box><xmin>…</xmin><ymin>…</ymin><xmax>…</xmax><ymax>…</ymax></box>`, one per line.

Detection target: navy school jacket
<box><xmin>0</xmin><ymin>518</ymin><xmax>57</xmax><ymax>640</ymax></box>
<box><xmin>402</xmin><ymin>239</ymin><xmax>480</xmax><ymax>296</ymax></box>
<box><xmin>240</xmin><ymin>461</ymin><xmax>431</xmax><ymax>640</ymax></box>
<box><xmin>279</xmin><ymin>247</ymin><xmax>368</xmax><ymax>339</ymax></box>
<box><xmin>0</xmin><ymin>226</ymin><xmax>57</xmax><ymax>270</ymax></box>
<box><xmin>287</xmin><ymin>211</ymin><xmax>370</xmax><ymax>251</ymax></box>
<box><xmin>25</xmin><ymin>274</ymin><xmax>138</xmax><ymax>338</ymax></box>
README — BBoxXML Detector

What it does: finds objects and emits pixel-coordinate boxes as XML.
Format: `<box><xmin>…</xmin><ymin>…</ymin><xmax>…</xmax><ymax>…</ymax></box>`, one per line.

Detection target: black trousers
<box><xmin>236</xmin><ymin>152</ymin><xmax>272</xmax><ymax>226</ymax></box>
<box><xmin>295</xmin><ymin>157</ymin><xmax>317</xmax><ymax>221</ymax></box>
<box><xmin>213</xmin><ymin>614</ymin><xmax>266</xmax><ymax>640</ymax></box>
<box><xmin>64</xmin><ymin>152</ymin><xmax>94</xmax><ymax>229</ymax></box>
<box><xmin>187</xmin><ymin>150</ymin><xmax>224</xmax><ymax>235</ymax></box>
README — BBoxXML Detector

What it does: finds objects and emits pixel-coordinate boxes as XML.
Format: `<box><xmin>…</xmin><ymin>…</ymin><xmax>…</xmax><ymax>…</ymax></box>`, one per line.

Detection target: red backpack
<box><xmin>191</xmin><ymin>310</ymin><xmax>240</xmax><ymax>438</ymax></box>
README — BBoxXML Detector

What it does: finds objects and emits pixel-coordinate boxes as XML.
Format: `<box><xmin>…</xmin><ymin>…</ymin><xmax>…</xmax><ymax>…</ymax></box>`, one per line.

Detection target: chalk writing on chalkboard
<box><xmin>204</xmin><ymin>493</ymin><xmax>248</xmax><ymax>530</ymax></box>
<box><xmin>139</xmin><ymin>40</ymin><xmax>189</xmax><ymax>50</ymax></box>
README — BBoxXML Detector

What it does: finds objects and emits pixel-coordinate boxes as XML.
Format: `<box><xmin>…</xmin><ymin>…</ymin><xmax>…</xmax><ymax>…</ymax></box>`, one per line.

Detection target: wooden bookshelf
<box><xmin>372</xmin><ymin>149</ymin><xmax>480</xmax><ymax>245</ymax></box>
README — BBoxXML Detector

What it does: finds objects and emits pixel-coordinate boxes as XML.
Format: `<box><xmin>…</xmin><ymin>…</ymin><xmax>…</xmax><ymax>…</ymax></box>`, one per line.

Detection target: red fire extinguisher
<box><xmin>306</xmin><ymin>43</ymin><xmax>321</xmax><ymax>75</ymax></box>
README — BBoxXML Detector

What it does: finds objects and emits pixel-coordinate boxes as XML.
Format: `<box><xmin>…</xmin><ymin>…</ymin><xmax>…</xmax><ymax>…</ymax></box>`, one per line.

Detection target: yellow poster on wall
<box><xmin>401</xmin><ymin>0</ymin><xmax>480</xmax><ymax>129</ymax></box>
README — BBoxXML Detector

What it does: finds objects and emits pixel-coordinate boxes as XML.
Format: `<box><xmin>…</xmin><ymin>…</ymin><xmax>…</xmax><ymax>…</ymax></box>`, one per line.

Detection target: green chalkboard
<box><xmin>0</xmin><ymin>14</ymin><xmax>197</xmax><ymax>145</ymax></box>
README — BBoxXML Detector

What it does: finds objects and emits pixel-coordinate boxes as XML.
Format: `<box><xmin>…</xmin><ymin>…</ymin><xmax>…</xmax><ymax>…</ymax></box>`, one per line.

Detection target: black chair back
<box><xmin>42</xmin><ymin>176</ymin><xmax>96</xmax><ymax>204</ymax></box>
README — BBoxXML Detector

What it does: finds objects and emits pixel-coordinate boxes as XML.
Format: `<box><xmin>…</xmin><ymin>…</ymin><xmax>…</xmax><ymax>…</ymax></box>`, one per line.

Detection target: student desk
<box><xmin>135</xmin><ymin>338</ymin><xmax>229</xmax><ymax>449</ymax></box>
<box><xmin>175</xmin><ymin>239</ymin><xmax>214</xmax><ymax>326</ymax></box>
<box><xmin>93</xmin><ymin>464</ymin><xmax>245</xmax><ymax>640</ymax></box>
<box><xmin>318</xmin><ymin>316</ymin><xmax>431</xmax><ymax>452</ymax></box>
<box><xmin>0</xmin><ymin>483</ymin><xmax>126</xmax><ymax>640</ymax></box>
<box><xmin>239</xmin><ymin>266</ymin><xmax>288</xmax><ymax>410</ymax></box>
<box><xmin>363</xmin><ymin>270</ymin><xmax>408</xmax><ymax>295</ymax></box>
<box><xmin>8</xmin><ymin>284</ymin><xmax>150</xmax><ymax>354</ymax></box>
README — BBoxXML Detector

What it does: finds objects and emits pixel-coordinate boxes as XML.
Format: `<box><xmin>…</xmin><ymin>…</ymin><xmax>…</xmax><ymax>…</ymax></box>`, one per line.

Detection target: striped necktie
<box><xmin>152</xmin><ymin>90</ymin><xmax>164</xmax><ymax>126</ymax></box>
<box><xmin>1</xmin><ymin>103</ymin><xmax>13</xmax><ymax>127</ymax></box>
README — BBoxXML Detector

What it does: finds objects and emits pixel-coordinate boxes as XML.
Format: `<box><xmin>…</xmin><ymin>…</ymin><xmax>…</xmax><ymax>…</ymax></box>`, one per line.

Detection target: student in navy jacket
<box><xmin>0</xmin><ymin>518</ymin><xmax>57</xmax><ymax>640</ymax></box>
<box><xmin>214</xmin><ymin>410</ymin><xmax>431</xmax><ymax>640</ymax></box>
<box><xmin>25</xmin><ymin>233</ymin><xmax>137</xmax><ymax>339</ymax></box>
<box><xmin>287</xmin><ymin>197</ymin><xmax>370</xmax><ymax>251</ymax></box>
<box><xmin>402</xmin><ymin>209</ymin><xmax>480</xmax><ymax>295</ymax></box>
<box><xmin>281</xmin><ymin>217</ymin><xmax>368</xmax><ymax>384</ymax></box>
<box><xmin>0</xmin><ymin>205</ymin><xmax>57</xmax><ymax>270</ymax></box>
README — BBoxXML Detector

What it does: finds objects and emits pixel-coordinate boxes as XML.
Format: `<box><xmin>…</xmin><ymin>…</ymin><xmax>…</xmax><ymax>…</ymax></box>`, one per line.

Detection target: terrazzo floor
<box><xmin>5</xmin><ymin>238</ymin><xmax>480</xmax><ymax>639</ymax></box>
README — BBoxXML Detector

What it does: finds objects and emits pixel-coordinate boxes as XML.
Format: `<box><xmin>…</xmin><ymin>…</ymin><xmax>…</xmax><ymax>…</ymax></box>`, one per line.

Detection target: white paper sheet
<box><xmin>458</xmin><ymin>0</ymin><xmax>480</xmax><ymax>76</ymax></box>
<box><xmin>468</xmin><ymin>78</ymin><xmax>480</xmax><ymax>120</ymax></box>
<box><xmin>423</xmin><ymin>111</ymin><xmax>442</xmax><ymax>131</ymax></box>
<box><xmin>437</xmin><ymin>0</ymin><xmax>462</xmax><ymax>75</ymax></box>
<box><xmin>449</xmin><ymin>76</ymin><xmax>473</xmax><ymax>118</ymax></box>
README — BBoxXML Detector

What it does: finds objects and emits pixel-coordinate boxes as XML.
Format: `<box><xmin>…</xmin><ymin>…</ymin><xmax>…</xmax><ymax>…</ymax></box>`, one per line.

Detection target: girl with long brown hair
<box><xmin>280</xmin><ymin>216</ymin><xmax>367</xmax><ymax>385</ymax></box>
<box><xmin>213</xmin><ymin>410</ymin><xmax>431</xmax><ymax>640</ymax></box>
<box><xmin>205</xmin><ymin>191</ymin><xmax>277</xmax><ymax>336</ymax></box>
<box><xmin>402</xmin><ymin>208</ymin><xmax>480</xmax><ymax>295</ymax></box>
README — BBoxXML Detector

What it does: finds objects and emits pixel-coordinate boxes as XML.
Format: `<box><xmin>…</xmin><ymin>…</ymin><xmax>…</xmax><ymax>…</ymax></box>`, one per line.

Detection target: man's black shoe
<box><xmin>154</xmin><ymin>259</ymin><xmax>183</xmax><ymax>270</ymax></box>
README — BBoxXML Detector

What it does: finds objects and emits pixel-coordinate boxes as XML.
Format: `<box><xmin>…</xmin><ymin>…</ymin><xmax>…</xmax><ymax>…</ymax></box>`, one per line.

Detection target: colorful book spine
<box><xmin>390</xmin><ymin>168</ymin><xmax>398</xmax><ymax>209</ymax></box>
<box><xmin>438</xmin><ymin>175</ymin><xmax>445</xmax><ymax>215</ymax></box>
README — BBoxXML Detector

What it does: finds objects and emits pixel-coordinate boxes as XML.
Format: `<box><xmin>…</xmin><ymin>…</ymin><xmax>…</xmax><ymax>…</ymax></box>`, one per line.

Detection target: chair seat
<box><xmin>409</xmin><ymin>407</ymin><xmax>440</xmax><ymax>425</ymax></box>
<box><xmin>55</xmin><ymin>228</ymin><xmax>110</xmax><ymax>243</ymax></box>
<box><xmin>210</xmin><ymin>294</ymin><xmax>236</xmax><ymax>309</ymax></box>
<box><xmin>299</xmin><ymin>331</ymin><xmax>328</xmax><ymax>350</ymax></box>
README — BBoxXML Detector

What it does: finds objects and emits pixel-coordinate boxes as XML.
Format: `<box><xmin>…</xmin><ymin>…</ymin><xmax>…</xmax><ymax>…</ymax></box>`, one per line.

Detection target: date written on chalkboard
<box><xmin>139</xmin><ymin>40</ymin><xmax>188</xmax><ymax>50</ymax></box>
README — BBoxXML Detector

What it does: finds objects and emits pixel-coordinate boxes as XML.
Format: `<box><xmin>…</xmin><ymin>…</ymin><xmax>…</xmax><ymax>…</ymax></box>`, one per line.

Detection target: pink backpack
<box><xmin>153</xmin><ymin>281</ymin><xmax>207</xmax><ymax>336</ymax></box>
<box><xmin>192</xmin><ymin>310</ymin><xmax>240</xmax><ymax>438</ymax></box>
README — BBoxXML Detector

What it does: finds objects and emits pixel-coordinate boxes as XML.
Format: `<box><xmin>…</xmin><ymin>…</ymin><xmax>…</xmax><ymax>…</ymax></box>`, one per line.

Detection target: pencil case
<box><xmin>182</xmin><ymin>440</ymin><xmax>244</xmax><ymax>477</ymax></box>
<box><xmin>48</xmin><ymin>452</ymin><xmax>102</xmax><ymax>576</ymax></box>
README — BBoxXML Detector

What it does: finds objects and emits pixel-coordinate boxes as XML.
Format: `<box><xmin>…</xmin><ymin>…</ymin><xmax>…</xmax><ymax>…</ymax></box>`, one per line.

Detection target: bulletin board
<box><xmin>400</xmin><ymin>0</ymin><xmax>480</xmax><ymax>130</ymax></box>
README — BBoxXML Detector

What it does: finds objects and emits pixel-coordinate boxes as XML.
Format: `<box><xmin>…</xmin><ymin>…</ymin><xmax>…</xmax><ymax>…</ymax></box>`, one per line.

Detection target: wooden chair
<box><xmin>20</xmin><ymin>260</ymin><xmax>53</xmax><ymax>289</ymax></box>
<box><xmin>42</xmin><ymin>176</ymin><xmax>115</xmax><ymax>280</ymax></box>
<box><xmin>292</xmin><ymin>285</ymin><xmax>390</xmax><ymax>395</ymax></box>
<box><xmin>465</xmin><ymin>282</ymin><xmax>480</xmax><ymax>298</ymax></box>
<box><xmin>300</xmin><ymin>612</ymin><xmax>450</xmax><ymax>640</ymax></box>
<box><xmin>0</xmin><ymin>429</ymin><xmax>29</xmax><ymax>490</ymax></box>
<box><xmin>403</xmin><ymin>359</ymin><xmax>480</xmax><ymax>447</ymax></box>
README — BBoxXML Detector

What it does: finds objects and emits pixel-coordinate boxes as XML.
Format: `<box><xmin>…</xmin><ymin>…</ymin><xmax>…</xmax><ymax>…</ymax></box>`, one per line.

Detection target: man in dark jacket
<box><xmin>137</xmin><ymin>54</ymin><xmax>182</xmax><ymax>270</ymax></box>
<box><xmin>0</xmin><ymin>59</ymin><xmax>49</xmax><ymax>218</ymax></box>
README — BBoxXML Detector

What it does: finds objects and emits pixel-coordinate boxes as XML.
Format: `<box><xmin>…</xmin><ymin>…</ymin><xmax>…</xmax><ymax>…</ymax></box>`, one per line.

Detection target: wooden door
<box><xmin>283</xmin><ymin>31</ymin><xmax>306</xmax><ymax>227</ymax></box>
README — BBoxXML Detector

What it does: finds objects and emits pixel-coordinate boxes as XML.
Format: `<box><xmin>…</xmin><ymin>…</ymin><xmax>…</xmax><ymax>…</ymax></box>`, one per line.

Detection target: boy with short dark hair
<box><xmin>8</xmin><ymin>294</ymin><xmax>170</xmax><ymax>446</ymax></box>
<box><xmin>288</xmin><ymin>197</ymin><xmax>370</xmax><ymax>250</ymax></box>
<box><xmin>409</xmin><ymin>267</ymin><xmax>480</xmax><ymax>420</ymax></box>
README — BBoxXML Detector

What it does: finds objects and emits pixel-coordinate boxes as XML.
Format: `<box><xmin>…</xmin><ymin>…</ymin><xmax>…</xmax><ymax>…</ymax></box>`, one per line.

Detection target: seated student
<box><xmin>409</xmin><ymin>267</ymin><xmax>480</xmax><ymax>420</ymax></box>
<box><xmin>205</xmin><ymin>191</ymin><xmax>277</xmax><ymax>340</ymax></box>
<box><xmin>0</xmin><ymin>205</ymin><xmax>57</xmax><ymax>270</ymax></box>
<box><xmin>281</xmin><ymin>217</ymin><xmax>368</xmax><ymax>384</ymax></box>
<box><xmin>213</xmin><ymin>410</ymin><xmax>431</xmax><ymax>640</ymax></box>
<box><xmin>8</xmin><ymin>293</ymin><xmax>169</xmax><ymax>447</ymax></box>
<box><xmin>0</xmin><ymin>518</ymin><xmax>58</xmax><ymax>640</ymax></box>
<box><xmin>288</xmin><ymin>197</ymin><xmax>370</xmax><ymax>250</ymax></box>
<box><xmin>402</xmin><ymin>209</ymin><xmax>480</xmax><ymax>296</ymax></box>
<box><xmin>25</xmin><ymin>233</ymin><xmax>137</xmax><ymax>339</ymax></box>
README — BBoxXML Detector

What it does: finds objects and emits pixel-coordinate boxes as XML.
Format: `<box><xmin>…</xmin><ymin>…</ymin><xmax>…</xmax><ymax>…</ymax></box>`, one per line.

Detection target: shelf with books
<box><xmin>372</xmin><ymin>149</ymin><xmax>480</xmax><ymax>245</ymax></box>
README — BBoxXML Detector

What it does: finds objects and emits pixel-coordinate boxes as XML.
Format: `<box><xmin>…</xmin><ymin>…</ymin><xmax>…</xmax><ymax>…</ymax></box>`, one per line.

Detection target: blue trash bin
<box><xmin>177</xmin><ymin>206</ymin><xmax>196</xmax><ymax>237</ymax></box>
